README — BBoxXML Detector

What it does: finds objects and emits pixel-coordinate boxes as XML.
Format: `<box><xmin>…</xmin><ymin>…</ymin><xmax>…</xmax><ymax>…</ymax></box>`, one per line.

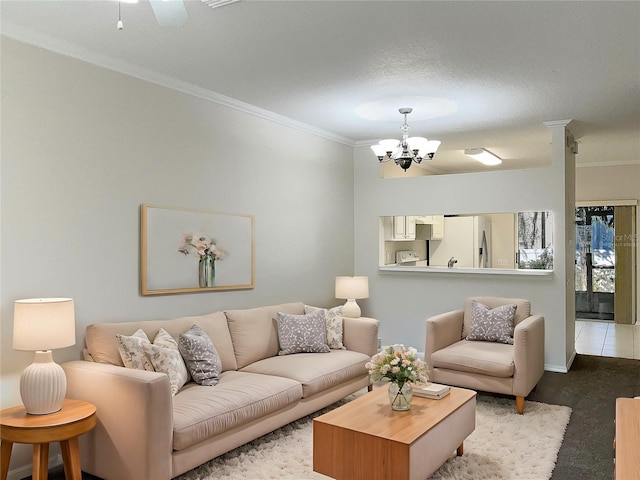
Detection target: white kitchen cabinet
<box><xmin>430</xmin><ymin>215</ymin><xmax>445</xmax><ymax>240</ymax></box>
<box><xmin>393</xmin><ymin>216</ymin><xmax>416</xmax><ymax>240</ymax></box>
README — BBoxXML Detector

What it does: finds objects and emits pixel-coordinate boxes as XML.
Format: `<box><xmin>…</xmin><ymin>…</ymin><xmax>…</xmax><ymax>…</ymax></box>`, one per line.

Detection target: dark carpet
<box><xmin>24</xmin><ymin>354</ymin><xmax>640</xmax><ymax>480</ymax></box>
<box><xmin>527</xmin><ymin>354</ymin><xmax>640</xmax><ymax>480</ymax></box>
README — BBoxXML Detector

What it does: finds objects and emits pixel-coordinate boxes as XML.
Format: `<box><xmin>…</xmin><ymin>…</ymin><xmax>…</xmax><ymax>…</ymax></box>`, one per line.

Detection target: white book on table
<box><xmin>413</xmin><ymin>383</ymin><xmax>451</xmax><ymax>399</ymax></box>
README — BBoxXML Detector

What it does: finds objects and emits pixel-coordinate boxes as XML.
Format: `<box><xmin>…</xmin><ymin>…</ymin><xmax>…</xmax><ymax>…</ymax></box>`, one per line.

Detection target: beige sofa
<box><xmin>425</xmin><ymin>296</ymin><xmax>544</xmax><ymax>414</ymax></box>
<box><xmin>62</xmin><ymin>302</ymin><xmax>378</xmax><ymax>480</ymax></box>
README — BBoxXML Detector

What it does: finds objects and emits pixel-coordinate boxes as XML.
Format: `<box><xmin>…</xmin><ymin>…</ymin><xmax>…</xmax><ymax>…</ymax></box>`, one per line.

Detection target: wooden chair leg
<box><xmin>367</xmin><ymin>383</ymin><xmax>373</xmax><ymax>392</ymax></box>
<box><xmin>516</xmin><ymin>396</ymin><xmax>525</xmax><ymax>414</ymax></box>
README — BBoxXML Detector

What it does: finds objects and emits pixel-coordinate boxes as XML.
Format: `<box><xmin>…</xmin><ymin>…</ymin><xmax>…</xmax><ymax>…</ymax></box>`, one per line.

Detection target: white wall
<box><xmin>576</xmin><ymin>164</ymin><xmax>640</xmax><ymax>324</ymax></box>
<box><xmin>353</xmin><ymin>128</ymin><xmax>575</xmax><ymax>372</ymax></box>
<box><xmin>0</xmin><ymin>39</ymin><xmax>355</xmax><ymax>473</ymax></box>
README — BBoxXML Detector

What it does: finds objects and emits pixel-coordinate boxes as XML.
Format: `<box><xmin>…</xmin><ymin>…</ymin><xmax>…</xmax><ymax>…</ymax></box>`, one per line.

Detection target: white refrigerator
<box><xmin>429</xmin><ymin>216</ymin><xmax>491</xmax><ymax>268</ymax></box>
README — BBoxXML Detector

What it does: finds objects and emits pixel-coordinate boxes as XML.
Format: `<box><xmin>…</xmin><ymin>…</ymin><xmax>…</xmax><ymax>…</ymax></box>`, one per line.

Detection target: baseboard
<box><xmin>544</xmin><ymin>351</ymin><xmax>575</xmax><ymax>374</ymax></box>
<box><xmin>6</xmin><ymin>454</ymin><xmax>62</xmax><ymax>480</ymax></box>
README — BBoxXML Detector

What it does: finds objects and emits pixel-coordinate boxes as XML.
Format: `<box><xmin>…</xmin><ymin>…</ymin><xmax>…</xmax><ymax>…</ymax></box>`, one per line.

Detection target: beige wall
<box><xmin>576</xmin><ymin>164</ymin><xmax>640</xmax><ymax>324</ymax></box>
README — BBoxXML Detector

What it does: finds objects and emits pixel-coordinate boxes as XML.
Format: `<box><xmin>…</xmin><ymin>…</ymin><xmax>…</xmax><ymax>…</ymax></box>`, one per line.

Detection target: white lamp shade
<box><xmin>371</xmin><ymin>144</ymin><xmax>388</xmax><ymax>157</ymax></box>
<box><xmin>425</xmin><ymin>140</ymin><xmax>441</xmax><ymax>153</ymax></box>
<box><xmin>406</xmin><ymin>136</ymin><xmax>429</xmax><ymax>152</ymax></box>
<box><xmin>379</xmin><ymin>139</ymin><xmax>400</xmax><ymax>152</ymax></box>
<box><xmin>335</xmin><ymin>276</ymin><xmax>369</xmax><ymax>300</ymax></box>
<box><xmin>13</xmin><ymin>298</ymin><xmax>76</xmax><ymax>351</ymax></box>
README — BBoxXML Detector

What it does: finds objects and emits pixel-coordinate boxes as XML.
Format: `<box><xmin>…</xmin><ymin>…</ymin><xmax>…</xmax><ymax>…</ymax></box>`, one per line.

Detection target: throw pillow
<box><xmin>304</xmin><ymin>305</ymin><xmax>346</xmax><ymax>350</ymax></box>
<box><xmin>116</xmin><ymin>329</ymin><xmax>154</xmax><ymax>371</ymax></box>
<box><xmin>466</xmin><ymin>300</ymin><xmax>517</xmax><ymax>344</ymax></box>
<box><xmin>276</xmin><ymin>311</ymin><xmax>331</xmax><ymax>355</ymax></box>
<box><xmin>143</xmin><ymin>328</ymin><xmax>190</xmax><ymax>396</ymax></box>
<box><xmin>178</xmin><ymin>324</ymin><xmax>222</xmax><ymax>386</ymax></box>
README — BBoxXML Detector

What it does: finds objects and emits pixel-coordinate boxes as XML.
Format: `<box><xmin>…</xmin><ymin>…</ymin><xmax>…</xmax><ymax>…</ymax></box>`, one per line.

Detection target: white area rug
<box><xmin>176</xmin><ymin>391</ymin><xmax>571</xmax><ymax>480</ymax></box>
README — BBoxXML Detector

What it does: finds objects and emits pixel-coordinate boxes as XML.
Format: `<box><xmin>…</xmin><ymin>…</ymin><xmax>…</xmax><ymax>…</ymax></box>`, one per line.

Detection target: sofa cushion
<box><xmin>305</xmin><ymin>305</ymin><xmax>346</xmax><ymax>350</ymax></box>
<box><xmin>462</xmin><ymin>297</ymin><xmax>531</xmax><ymax>338</ymax></box>
<box><xmin>85</xmin><ymin>311</ymin><xmax>238</xmax><ymax>372</ymax></box>
<box><xmin>466</xmin><ymin>300</ymin><xmax>516</xmax><ymax>344</ymax></box>
<box><xmin>178</xmin><ymin>325</ymin><xmax>222</xmax><ymax>386</ymax></box>
<box><xmin>172</xmin><ymin>371</ymin><xmax>302</xmax><ymax>451</ymax></box>
<box><xmin>225</xmin><ymin>303</ymin><xmax>305</xmax><ymax>368</ymax></box>
<box><xmin>240</xmin><ymin>350</ymin><xmax>370</xmax><ymax>398</ymax></box>
<box><xmin>431</xmin><ymin>340</ymin><xmax>515</xmax><ymax>378</ymax></box>
<box><xmin>276</xmin><ymin>311</ymin><xmax>331</xmax><ymax>355</ymax></box>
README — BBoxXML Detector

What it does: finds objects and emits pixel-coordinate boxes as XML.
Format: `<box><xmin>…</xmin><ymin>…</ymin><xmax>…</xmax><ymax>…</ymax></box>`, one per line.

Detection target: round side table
<box><xmin>0</xmin><ymin>398</ymin><xmax>96</xmax><ymax>480</ymax></box>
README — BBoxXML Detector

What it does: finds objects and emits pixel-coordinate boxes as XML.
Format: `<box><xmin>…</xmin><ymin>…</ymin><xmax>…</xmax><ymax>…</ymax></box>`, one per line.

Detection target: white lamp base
<box><xmin>20</xmin><ymin>350</ymin><xmax>67</xmax><ymax>415</ymax></box>
<box><xmin>342</xmin><ymin>299</ymin><xmax>361</xmax><ymax>318</ymax></box>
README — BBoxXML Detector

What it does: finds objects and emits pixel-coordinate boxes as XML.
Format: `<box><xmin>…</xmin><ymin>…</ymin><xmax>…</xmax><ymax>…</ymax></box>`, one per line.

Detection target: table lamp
<box><xmin>13</xmin><ymin>298</ymin><xmax>76</xmax><ymax>415</ymax></box>
<box><xmin>335</xmin><ymin>276</ymin><xmax>369</xmax><ymax>318</ymax></box>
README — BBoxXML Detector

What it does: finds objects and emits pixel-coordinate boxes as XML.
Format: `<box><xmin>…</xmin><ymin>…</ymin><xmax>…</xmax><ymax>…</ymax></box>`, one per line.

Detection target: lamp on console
<box><xmin>335</xmin><ymin>276</ymin><xmax>369</xmax><ymax>318</ymax></box>
<box><xmin>13</xmin><ymin>298</ymin><xmax>76</xmax><ymax>415</ymax></box>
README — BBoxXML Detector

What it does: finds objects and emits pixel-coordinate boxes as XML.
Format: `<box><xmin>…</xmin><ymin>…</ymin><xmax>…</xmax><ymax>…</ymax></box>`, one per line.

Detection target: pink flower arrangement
<box><xmin>178</xmin><ymin>234</ymin><xmax>226</xmax><ymax>260</ymax></box>
<box><xmin>366</xmin><ymin>344</ymin><xmax>428</xmax><ymax>388</ymax></box>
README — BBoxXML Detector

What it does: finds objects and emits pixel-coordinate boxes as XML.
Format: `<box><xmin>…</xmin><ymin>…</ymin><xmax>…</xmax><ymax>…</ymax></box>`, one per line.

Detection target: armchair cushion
<box><xmin>466</xmin><ymin>300</ymin><xmax>517</xmax><ymax>344</ymax></box>
<box><xmin>431</xmin><ymin>340</ymin><xmax>515</xmax><ymax>378</ymax></box>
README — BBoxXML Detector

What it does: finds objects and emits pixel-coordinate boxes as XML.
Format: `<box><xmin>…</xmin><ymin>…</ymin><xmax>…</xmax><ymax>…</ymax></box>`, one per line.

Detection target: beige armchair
<box><xmin>425</xmin><ymin>296</ymin><xmax>544</xmax><ymax>414</ymax></box>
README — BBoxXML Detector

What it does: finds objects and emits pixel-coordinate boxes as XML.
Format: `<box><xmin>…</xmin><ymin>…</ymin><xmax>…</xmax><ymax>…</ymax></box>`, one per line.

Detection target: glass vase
<box><xmin>198</xmin><ymin>254</ymin><xmax>215</xmax><ymax>287</ymax></box>
<box><xmin>388</xmin><ymin>381</ymin><xmax>413</xmax><ymax>411</ymax></box>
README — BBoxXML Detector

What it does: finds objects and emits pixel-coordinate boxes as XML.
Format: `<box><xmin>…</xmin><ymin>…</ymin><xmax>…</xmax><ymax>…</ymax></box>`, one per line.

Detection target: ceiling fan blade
<box><xmin>201</xmin><ymin>0</ymin><xmax>240</xmax><ymax>8</ymax></box>
<box><xmin>149</xmin><ymin>0</ymin><xmax>188</xmax><ymax>27</ymax></box>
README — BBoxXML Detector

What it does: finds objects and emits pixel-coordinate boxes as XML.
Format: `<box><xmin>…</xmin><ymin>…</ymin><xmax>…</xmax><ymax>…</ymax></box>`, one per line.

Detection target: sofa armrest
<box><xmin>513</xmin><ymin>315</ymin><xmax>545</xmax><ymax>397</ymax></box>
<box><xmin>62</xmin><ymin>360</ymin><xmax>173</xmax><ymax>480</ymax></box>
<box><xmin>342</xmin><ymin>316</ymin><xmax>379</xmax><ymax>357</ymax></box>
<box><xmin>425</xmin><ymin>309</ymin><xmax>464</xmax><ymax>367</ymax></box>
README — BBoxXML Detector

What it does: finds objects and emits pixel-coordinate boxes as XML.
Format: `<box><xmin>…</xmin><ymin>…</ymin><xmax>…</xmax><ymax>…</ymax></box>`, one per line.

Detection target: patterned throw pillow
<box><xmin>276</xmin><ymin>311</ymin><xmax>331</xmax><ymax>355</ymax></box>
<box><xmin>143</xmin><ymin>328</ymin><xmax>190</xmax><ymax>396</ymax></box>
<box><xmin>304</xmin><ymin>305</ymin><xmax>346</xmax><ymax>350</ymax></box>
<box><xmin>466</xmin><ymin>300</ymin><xmax>517</xmax><ymax>344</ymax></box>
<box><xmin>178</xmin><ymin>325</ymin><xmax>222</xmax><ymax>386</ymax></box>
<box><xmin>116</xmin><ymin>329</ymin><xmax>154</xmax><ymax>371</ymax></box>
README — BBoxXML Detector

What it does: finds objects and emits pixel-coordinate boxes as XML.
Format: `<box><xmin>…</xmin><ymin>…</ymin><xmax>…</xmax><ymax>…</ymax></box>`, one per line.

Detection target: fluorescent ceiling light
<box><xmin>464</xmin><ymin>148</ymin><xmax>502</xmax><ymax>166</ymax></box>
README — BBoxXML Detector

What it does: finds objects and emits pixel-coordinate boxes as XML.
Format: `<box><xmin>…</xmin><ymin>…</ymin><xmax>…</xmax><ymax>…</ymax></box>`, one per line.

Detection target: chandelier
<box><xmin>370</xmin><ymin>108</ymin><xmax>441</xmax><ymax>171</ymax></box>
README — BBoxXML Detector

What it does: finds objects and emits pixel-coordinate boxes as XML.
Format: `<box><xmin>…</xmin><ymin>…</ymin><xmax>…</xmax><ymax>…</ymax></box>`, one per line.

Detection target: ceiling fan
<box><xmin>117</xmin><ymin>0</ymin><xmax>240</xmax><ymax>29</ymax></box>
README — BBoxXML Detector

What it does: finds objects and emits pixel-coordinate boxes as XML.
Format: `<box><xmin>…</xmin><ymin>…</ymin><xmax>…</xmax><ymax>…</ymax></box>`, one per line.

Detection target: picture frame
<box><xmin>140</xmin><ymin>204</ymin><xmax>255</xmax><ymax>295</ymax></box>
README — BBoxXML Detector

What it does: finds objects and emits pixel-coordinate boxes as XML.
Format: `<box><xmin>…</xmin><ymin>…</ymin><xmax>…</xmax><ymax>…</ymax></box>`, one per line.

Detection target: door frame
<box><xmin>576</xmin><ymin>200</ymin><xmax>638</xmax><ymax>325</ymax></box>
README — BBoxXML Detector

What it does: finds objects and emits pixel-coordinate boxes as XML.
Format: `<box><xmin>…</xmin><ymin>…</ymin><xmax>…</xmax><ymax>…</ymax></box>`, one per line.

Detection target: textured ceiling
<box><xmin>2</xmin><ymin>0</ymin><xmax>639</xmax><ymax>173</ymax></box>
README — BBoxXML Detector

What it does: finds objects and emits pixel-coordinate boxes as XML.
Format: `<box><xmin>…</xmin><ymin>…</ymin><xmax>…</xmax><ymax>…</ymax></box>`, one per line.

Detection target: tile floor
<box><xmin>575</xmin><ymin>319</ymin><xmax>640</xmax><ymax>360</ymax></box>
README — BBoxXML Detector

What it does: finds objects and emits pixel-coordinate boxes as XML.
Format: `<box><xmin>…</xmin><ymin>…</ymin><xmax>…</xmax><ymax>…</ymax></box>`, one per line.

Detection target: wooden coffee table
<box><xmin>313</xmin><ymin>385</ymin><xmax>476</xmax><ymax>480</ymax></box>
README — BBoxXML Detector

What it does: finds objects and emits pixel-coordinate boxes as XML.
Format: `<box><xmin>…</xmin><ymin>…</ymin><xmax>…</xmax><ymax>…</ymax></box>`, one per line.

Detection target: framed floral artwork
<box><xmin>140</xmin><ymin>204</ymin><xmax>255</xmax><ymax>295</ymax></box>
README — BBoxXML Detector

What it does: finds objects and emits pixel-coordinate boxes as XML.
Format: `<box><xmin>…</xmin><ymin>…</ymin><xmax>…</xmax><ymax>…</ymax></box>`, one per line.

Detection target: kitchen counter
<box><xmin>380</xmin><ymin>264</ymin><xmax>553</xmax><ymax>276</ymax></box>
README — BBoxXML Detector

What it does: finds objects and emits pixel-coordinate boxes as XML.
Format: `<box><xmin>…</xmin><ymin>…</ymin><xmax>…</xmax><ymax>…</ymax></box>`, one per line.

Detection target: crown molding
<box><xmin>576</xmin><ymin>160</ymin><xmax>640</xmax><ymax>168</ymax></box>
<box><xmin>1</xmin><ymin>23</ymin><xmax>355</xmax><ymax>147</ymax></box>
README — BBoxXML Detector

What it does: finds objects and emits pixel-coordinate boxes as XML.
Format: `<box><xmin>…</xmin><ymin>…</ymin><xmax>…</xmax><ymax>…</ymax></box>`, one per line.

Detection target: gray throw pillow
<box><xmin>276</xmin><ymin>311</ymin><xmax>331</xmax><ymax>355</ymax></box>
<box><xmin>178</xmin><ymin>325</ymin><xmax>222</xmax><ymax>386</ymax></box>
<box><xmin>466</xmin><ymin>300</ymin><xmax>517</xmax><ymax>344</ymax></box>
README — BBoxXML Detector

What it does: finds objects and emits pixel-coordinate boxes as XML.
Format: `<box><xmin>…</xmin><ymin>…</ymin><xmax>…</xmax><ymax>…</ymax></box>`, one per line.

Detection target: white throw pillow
<box><xmin>143</xmin><ymin>328</ymin><xmax>190</xmax><ymax>396</ymax></box>
<box><xmin>115</xmin><ymin>329</ymin><xmax>154</xmax><ymax>371</ymax></box>
<box><xmin>304</xmin><ymin>305</ymin><xmax>346</xmax><ymax>350</ymax></box>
